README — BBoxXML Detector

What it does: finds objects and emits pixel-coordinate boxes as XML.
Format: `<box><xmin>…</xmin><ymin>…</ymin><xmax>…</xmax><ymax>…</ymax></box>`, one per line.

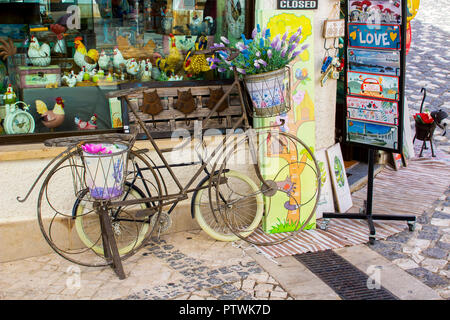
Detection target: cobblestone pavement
<box><xmin>369</xmin><ymin>0</ymin><xmax>450</xmax><ymax>300</ymax></box>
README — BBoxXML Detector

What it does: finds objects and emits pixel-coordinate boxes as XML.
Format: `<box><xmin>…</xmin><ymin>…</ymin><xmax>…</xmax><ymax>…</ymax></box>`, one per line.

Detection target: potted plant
<box><xmin>208</xmin><ymin>24</ymin><xmax>308</xmax><ymax>117</ymax></box>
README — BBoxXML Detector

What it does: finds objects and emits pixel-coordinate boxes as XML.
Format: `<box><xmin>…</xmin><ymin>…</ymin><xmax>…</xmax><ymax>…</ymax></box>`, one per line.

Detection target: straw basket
<box><xmin>243</xmin><ymin>67</ymin><xmax>291</xmax><ymax>118</ymax></box>
<box><xmin>81</xmin><ymin>142</ymin><xmax>130</xmax><ymax>200</ymax></box>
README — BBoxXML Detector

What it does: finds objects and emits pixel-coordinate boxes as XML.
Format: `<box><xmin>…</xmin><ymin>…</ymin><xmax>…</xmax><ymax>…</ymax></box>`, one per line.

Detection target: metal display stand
<box><xmin>322</xmin><ymin>0</ymin><xmax>416</xmax><ymax>244</ymax></box>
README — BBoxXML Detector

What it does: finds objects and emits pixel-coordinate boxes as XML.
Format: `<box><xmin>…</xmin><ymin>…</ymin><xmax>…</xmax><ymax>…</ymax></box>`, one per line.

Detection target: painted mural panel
<box><xmin>255</xmin><ymin>9</ymin><xmax>316</xmax><ymax>234</ymax></box>
<box><xmin>347</xmin><ymin>48</ymin><xmax>400</xmax><ymax>76</ymax></box>
<box><xmin>347</xmin><ymin>71</ymin><xmax>399</xmax><ymax>100</ymax></box>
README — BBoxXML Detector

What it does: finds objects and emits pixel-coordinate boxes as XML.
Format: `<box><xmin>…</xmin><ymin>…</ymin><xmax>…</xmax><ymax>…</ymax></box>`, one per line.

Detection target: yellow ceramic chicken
<box><xmin>36</xmin><ymin>97</ymin><xmax>65</xmax><ymax>130</ymax></box>
<box><xmin>183</xmin><ymin>35</ymin><xmax>211</xmax><ymax>78</ymax></box>
<box><xmin>156</xmin><ymin>33</ymin><xmax>182</xmax><ymax>76</ymax></box>
<box><xmin>74</xmin><ymin>37</ymin><xmax>99</xmax><ymax>72</ymax></box>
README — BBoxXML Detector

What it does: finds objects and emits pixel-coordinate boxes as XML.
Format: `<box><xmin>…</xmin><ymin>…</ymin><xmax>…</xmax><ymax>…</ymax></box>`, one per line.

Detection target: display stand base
<box><xmin>97</xmin><ymin>204</ymin><xmax>126</xmax><ymax>280</ymax></box>
<box><xmin>322</xmin><ymin>148</ymin><xmax>416</xmax><ymax>245</ymax></box>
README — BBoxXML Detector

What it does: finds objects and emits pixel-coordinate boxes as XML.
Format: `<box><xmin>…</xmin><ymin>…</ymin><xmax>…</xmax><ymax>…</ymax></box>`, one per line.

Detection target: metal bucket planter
<box><xmin>81</xmin><ymin>142</ymin><xmax>130</xmax><ymax>200</ymax></box>
<box><xmin>243</xmin><ymin>67</ymin><xmax>291</xmax><ymax>117</ymax></box>
<box><xmin>414</xmin><ymin>121</ymin><xmax>436</xmax><ymax>141</ymax></box>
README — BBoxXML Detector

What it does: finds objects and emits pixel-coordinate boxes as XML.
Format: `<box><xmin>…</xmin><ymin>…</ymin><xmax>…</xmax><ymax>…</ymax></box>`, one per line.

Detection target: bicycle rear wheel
<box><xmin>193</xmin><ymin>170</ymin><xmax>264</xmax><ymax>242</ymax></box>
<box><xmin>211</xmin><ymin>129</ymin><xmax>321</xmax><ymax>246</ymax></box>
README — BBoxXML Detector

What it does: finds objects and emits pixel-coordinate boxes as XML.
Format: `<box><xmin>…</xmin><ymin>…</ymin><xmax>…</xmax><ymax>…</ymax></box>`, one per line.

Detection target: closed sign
<box><xmin>277</xmin><ymin>0</ymin><xmax>318</xmax><ymax>9</ymax></box>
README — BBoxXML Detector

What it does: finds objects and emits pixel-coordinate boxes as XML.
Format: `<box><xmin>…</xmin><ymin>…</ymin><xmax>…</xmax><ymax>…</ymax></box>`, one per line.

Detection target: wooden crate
<box><xmin>112</xmin><ymin>84</ymin><xmax>244</xmax><ymax>137</ymax></box>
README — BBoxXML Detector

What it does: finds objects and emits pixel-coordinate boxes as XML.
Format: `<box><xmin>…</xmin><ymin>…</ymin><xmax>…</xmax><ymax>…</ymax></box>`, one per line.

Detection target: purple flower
<box><xmin>257</xmin><ymin>59</ymin><xmax>267</xmax><ymax>67</ymax></box>
<box><xmin>271</xmin><ymin>35</ymin><xmax>280</xmax><ymax>49</ymax></box>
<box><xmin>289</xmin><ymin>32</ymin><xmax>299</xmax><ymax>43</ymax></box>
<box><xmin>281</xmin><ymin>48</ymin><xmax>287</xmax><ymax>57</ymax></box>
<box><xmin>251</xmin><ymin>27</ymin><xmax>258</xmax><ymax>39</ymax></box>
<box><xmin>267</xmin><ymin>49</ymin><xmax>272</xmax><ymax>58</ymax></box>
<box><xmin>218</xmin><ymin>67</ymin><xmax>227</xmax><ymax>72</ymax></box>
<box><xmin>291</xmin><ymin>51</ymin><xmax>301</xmax><ymax>59</ymax></box>
<box><xmin>254</xmin><ymin>61</ymin><xmax>260</xmax><ymax>68</ymax></box>
<box><xmin>256</xmin><ymin>50</ymin><xmax>261</xmax><ymax>57</ymax></box>
<box><xmin>220</xmin><ymin>36</ymin><xmax>230</xmax><ymax>45</ymax></box>
<box><xmin>282</xmin><ymin>31</ymin><xmax>288</xmax><ymax>42</ymax></box>
<box><xmin>236</xmin><ymin>67</ymin><xmax>246</xmax><ymax>74</ymax></box>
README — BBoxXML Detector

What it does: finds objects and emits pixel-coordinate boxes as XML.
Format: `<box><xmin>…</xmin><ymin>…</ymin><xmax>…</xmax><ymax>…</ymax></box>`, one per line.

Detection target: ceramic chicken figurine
<box><xmin>74</xmin><ymin>114</ymin><xmax>97</xmax><ymax>130</ymax></box>
<box><xmin>35</xmin><ymin>97</ymin><xmax>65</xmax><ymax>130</ymax></box>
<box><xmin>27</xmin><ymin>36</ymin><xmax>51</xmax><ymax>67</ymax></box>
<box><xmin>98</xmin><ymin>49</ymin><xmax>111</xmax><ymax>72</ymax></box>
<box><xmin>113</xmin><ymin>47</ymin><xmax>128</xmax><ymax>72</ymax></box>
<box><xmin>73</xmin><ymin>37</ymin><xmax>99</xmax><ymax>72</ymax></box>
<box><xmin>126</xmin><ymin>58</ymin><xmax>140</xmax><ymax>77</ymax></box>
<box><xmin>62</xmin><ymin>71</ymin><xmax>77</xmax><ymax>87</ymax></box>
<box><xmin>156</xmin><ymin>34</ymin><xmax>182</xmax><ymax>76</ymax></box>
<box><xmin>183</xmin><ymin>35</ymin><xmax>210</xmax><ymax>78</ymax></box>
<box><xmin>3</xmin><ymin>84</ymin><xmax>17</xmax><ymax>105</ymax></box>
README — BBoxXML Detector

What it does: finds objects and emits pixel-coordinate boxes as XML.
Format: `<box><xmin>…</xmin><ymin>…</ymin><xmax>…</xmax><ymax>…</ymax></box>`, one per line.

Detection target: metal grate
<box><xmin>294</xmin><ymin>250</ymin><xmax>398</xmax><ymax>300</ymax></box>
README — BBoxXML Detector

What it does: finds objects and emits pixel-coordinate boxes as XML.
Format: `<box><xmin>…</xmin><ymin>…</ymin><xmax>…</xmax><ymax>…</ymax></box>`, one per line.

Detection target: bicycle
<box><xmin>18</xmin><ymin>48</ymin><xmax>321</xmax><ymax>271</ymax></box>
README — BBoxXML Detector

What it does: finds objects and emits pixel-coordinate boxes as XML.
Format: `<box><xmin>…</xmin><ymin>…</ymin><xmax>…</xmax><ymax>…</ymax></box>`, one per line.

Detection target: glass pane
<box><xmin>0</xmin><ymin>0</ymin><xmax>250</xmax><ymax>137</ymax></box>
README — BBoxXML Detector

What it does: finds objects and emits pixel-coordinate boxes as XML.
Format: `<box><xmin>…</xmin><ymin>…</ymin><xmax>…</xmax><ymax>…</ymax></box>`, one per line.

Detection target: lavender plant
<box><xmin>208</xmin><ymin>24</ymin><xmax>308</xmax><ymax>76</ymax></box>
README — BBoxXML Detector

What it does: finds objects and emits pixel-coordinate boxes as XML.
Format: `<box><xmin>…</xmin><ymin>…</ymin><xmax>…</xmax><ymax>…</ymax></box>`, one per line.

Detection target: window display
<box><xmin>0</xmin><ymin>0</ymin><xmax>252</xmax><ymax>141</ymax></box>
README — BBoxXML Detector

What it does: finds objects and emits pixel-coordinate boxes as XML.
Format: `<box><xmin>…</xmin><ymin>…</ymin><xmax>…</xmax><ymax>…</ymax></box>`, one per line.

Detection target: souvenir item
<box><xmin>27</xmin><ymin>36</ymin><xmax>51</xmax><ymax>67</ymax></box>
<box><xmin>75</xmin><ymin>114</ymin><xmax>98</xmax><ymax>130</ymax></box>
<box><xmin>206</xmin><ymin>87</ymin><xmax>228</xmax><ymax>113</ymax></box>
<box><xmin>0</xmin><ymin>38</ymin><xmax>17</xmax><ymax>61</ymax></box>
<box><xmin>349</xmin><ymin>0</ymin><xmax>402</xmax><ymax>24</ymax></box>
<box><xmin>3</xmin><ymin>101</ymin><xmax>35</xmax><ymax>134</ymax></box>
<box><xmin>323</xmin><ymin>19</ymin><xmax>345</xmax><ymax>39</ymax></box>
<box><xmin>35</xmin><ymin>97</ymin><xmax>65</xmax><ymax>130</ymax></box>
<box><xmin>98</xmin><ymin>50</ymin><xmax>111</xmax><ymax>71</ymax></box>
<box><xmin>156</xmin><ymin>34</ymin><xmax>182</xmax><ymax>76</ymax></box>
<box><xmin>183</xmin><ymin>35</ymin><xmax>210</xmax><ymax>78</ymax></box>
<box><xmin>326</xmin><ymin>143</ymin><xmax>353</xmax><ymax>213</ymax></box>
<box><xmin>347</xmin><ymin>71</ymin><xmax>399</xmax><ymax>100</ymax></box>
<box><xmin>348</xmin><ymin>48</ymin><xmax>400</xmax><ymax>76</ymax></box>
<box><xmin>348</xmin><ymin>23</ymin><xmax>401</xmax><ymax>50</ymax></box>
<box><xmin>17</xmin><ymin>65</ymin><xmax>61</xmax><ymax>89</ymax></box>
<box><xmin>174</xmin><ymin>89</ymin><xmax>196</xmax><ymax>115</ymax></box>
<box><xmin>347</xmin><ymin>119</ymin><xmax>398</xmax><ymax>149</ymax></box>
<box><xmin>141</xmin><ymin>90</ymin><xmax>163</xmax><ymax>117</ymax></box>
<box><xmin>314</xmin><ymin>149</ymin><xmax>335</xmax><ymax>219</ymax></box>
<box><xmin>73</xmin><ymin>36</ymin><xmax>99</xmax><ymax>72</ymax></box>
<box><xmin>347</xmin><ymin>96</ymin><xmax>398</xmax><ymax>125</ymax></box>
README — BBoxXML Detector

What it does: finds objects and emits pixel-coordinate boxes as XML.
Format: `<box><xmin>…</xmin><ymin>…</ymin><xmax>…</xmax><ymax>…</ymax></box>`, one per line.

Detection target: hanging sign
<box><xmin>277</xmin><ymin>0</ymin><xmax>318</xmax><ymax>10</ymax></box>
<box><xmin>348</xmin><ymin>23</ymin><xmax>401</xmax><ymax>50</ymax></box>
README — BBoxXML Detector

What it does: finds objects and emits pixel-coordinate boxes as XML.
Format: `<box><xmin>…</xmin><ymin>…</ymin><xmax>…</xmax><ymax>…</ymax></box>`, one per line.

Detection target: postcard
<box><xmin>347</xmin><ymin>71</ymin><xmax>399</xmax><ymax>100</ymax></box>
<box><xmin>347</xmin><ymin>96</ymin><xmax>399</xmax><ymax>125</ymax></box>
<box><xmin>348</xmin><ymin>48</ymin><xmax>400</xmax><ymax>76</ymax></box>
<box><xmin>347</xmin><ymin>119</ymin><xmax>398</xmax><ymax>149</ymax></box>
<box><xmin>348</xmin><ymin>23</ymin><xmax>401</xmax><ymax>50</ymax></box>
<box><xmin>348</xmin><ymin>0</ymin><xmax>402</xmax><ymax>24</ymax></box>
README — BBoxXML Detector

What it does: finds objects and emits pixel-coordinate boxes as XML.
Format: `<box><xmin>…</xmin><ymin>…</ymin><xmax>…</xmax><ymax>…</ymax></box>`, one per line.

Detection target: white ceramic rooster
<box><xmin>113</xmin><ymin>47</ymin><xmax>128</xmax><ymax>72</ymax></box>
<box><xmin>27</xmin><ymin>36</ymin><xmax>51</xmax><ymax>67</ymax></box>
<box><xmin>98</xmin><ymin>49</ymin><xmax>111</xmax><ymax>72</ymax></box>
<box><xmin>126</xmin><ymin>58</ymin><xmax>140</xmax><ymax>77</ymax></box>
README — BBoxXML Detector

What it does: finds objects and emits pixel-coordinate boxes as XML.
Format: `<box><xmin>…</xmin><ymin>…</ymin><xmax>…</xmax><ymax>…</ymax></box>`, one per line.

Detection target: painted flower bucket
<box><xmin>243</xmin><ymin>67</ymin><xmax>291</xmax><ymax>117</ymax></box>
<box><xmin>81</xmin><ymin>142</ymin><xmax>129</xmax><ymax>200</ymax></box>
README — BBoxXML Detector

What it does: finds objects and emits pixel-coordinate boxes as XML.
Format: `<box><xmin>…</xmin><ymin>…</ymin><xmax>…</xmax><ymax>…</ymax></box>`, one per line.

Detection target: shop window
<box><xmin>0</xmin><ymin>0</ymin><xmax>254</xmax><ymax>144</ymax></box>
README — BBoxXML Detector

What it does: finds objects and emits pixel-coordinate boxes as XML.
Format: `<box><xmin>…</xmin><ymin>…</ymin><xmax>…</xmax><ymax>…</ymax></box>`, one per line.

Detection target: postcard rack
<box><xmin>323</xmin><ymin>0</ymin><xmax>416</xmax><ymax>244</ymax></box>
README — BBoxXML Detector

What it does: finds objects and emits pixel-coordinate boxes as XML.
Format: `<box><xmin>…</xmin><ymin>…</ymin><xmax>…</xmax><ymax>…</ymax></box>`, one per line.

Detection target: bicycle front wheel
<box><xmin>193</xmin><ymin>170</ymin><xmax>264</xmax><ymax>242</ymax></box>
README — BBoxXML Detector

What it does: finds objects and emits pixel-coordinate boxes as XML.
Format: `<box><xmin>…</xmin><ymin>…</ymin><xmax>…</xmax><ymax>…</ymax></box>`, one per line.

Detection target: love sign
<box><xmin>348</xmin><ymin>23</ymin><xmax>401</xmax><ymax>50</ymax></box>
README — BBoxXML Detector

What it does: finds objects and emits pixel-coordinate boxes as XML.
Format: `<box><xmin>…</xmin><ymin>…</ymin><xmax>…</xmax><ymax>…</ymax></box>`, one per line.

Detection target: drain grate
<box><xmin>294</xmin><ymin>250</ymin><xmax>398</xmax><ymax>300</ymax></box>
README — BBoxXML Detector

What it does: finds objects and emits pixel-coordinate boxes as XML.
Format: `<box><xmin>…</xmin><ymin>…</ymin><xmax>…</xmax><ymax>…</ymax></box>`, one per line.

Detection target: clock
<box><xmin>4</xmin><ymin>101</ymin><xmax>35</xmax><ymax>135</ymax></box>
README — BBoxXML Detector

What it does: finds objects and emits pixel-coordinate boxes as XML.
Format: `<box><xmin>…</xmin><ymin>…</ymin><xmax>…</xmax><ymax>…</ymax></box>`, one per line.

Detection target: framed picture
<box><xmin>347</xmin><ymin>119</ymin><xmax>399</xmax><ymax>149</ymax></box>
<box><xmin>348</xmin><ymin>23</ymin><xmax>401</xmax><ymax>50</ymax></box>
<box><xmin>347</xmin><ymin>71</ymin><xmax>399</xmax><ymax>101</ymax></box>
<box><xmin>346</xmin><ymin>96</ymin><xmax>399</xmax><ymax>125</ymax></box>
<box><xmin>326</xmin><ymin>143</ymin><xmax>353</xmax><ymax>213</ymax></box>
<box><xmin>348</xmin><ymin>0</ymin><xmax>402</xmax><ymax>24</ymax></box>
<box><xmin>323</xmin><ymin>19</ymin><xmax>345</xmax><ymax>38</ymax></box>
<box><xmin>347</xmin><ymin>48</ymin><xmax>400</xmax><ymax>76</ymax></box>
<box><xmin>315</xmin><ymin>149</ymin><xmax>335</xmax><ymax>219</ymax></box>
